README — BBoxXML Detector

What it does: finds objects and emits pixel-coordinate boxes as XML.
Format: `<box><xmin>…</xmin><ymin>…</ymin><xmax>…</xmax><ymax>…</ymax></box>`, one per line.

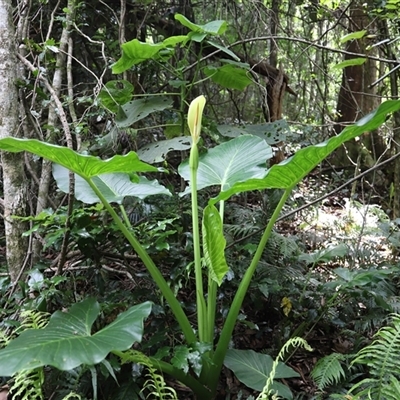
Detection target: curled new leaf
<box><xmin>188</xmin><ymin>95</ymin><xmax>206</xmax><ymax>144</ymax></box>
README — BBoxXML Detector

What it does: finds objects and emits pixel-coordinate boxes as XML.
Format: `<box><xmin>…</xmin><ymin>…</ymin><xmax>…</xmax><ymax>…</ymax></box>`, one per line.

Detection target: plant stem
<box><xmin>86</xmin><ymin>179</ymin><xmax>196</xmax><ymax>344</ymax></box>
<box><xmin>207</xmin><ymin>188</ymin><xmax>292</xmax><ymax>393</ymax></box>
<box><xmin>150</xmin><ymin>357</ymin><xmax>211</xmax><ymax>398</ymax></box>
<box><xmin>190</xmin><ymin>144</ymin><xmax>207</xmax><ymax>341</ymax></box>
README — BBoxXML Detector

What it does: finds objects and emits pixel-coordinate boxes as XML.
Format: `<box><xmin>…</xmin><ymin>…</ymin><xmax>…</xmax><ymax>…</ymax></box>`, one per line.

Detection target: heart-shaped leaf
<box><xmin>224</xmin><ymin>349</ymin><xmax>299</xmax><ymax>399</ymax></box>
<box><xmin>179</xmin><ymin>135</ymin><xmax>271</xmax><ymax>194</ymax></box>
<box><xmin>112</xmin><ymin>36</ymin><xmax>188</xmax><ymax>74</ymax></box>
<box><xmin>112</xmin><ymin>39</ymin><xmax>165</xmax><ymax>73</ymax></box>
<box><xmin>0</xmin><ymin>298</ymin><xmax>152</xmax><ymax>376</ymax></box>
<box><xmin>98</xmin><ymin>80</ymin><xmax>134</xmax><ymax>113</ymax></box>
<box><xmin>211</xmin><ymin>99</ymin><xmax>400</xmax><ymax>204</ymax></box>
<box><xmin>53</xmin><ymin>164</ymin><xmax>171</xmax><ymax>204</ymax></box>
<box><xmin>204</xmin><ymin>65</ymin><xmax>252</xmax><ymax>90</ymax></box>
<box><xmin>0</xmin><ymin>138</ymin><xmax>158</xmax><ymax>178</ymax></box>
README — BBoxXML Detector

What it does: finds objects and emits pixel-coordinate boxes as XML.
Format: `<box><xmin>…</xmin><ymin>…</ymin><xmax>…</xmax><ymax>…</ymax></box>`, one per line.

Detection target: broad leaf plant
<box><xmin>0</xmin><ymin>97</ymin><xmax>399</xmax><ymax>398</ymax></box>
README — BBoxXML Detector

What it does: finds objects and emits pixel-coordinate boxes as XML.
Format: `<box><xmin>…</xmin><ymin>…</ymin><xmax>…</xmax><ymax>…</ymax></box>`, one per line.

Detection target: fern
<box><xmin>62</xmin><ymin>393</ymin><xmax>82</xmax><ymax>400</ymax></box>
<box><xmin>348</xmin><ymin>313</ymin><xmax>400</xmax><ymax>400</ymax></box>
<box><xmin>0</xmin><ymin>329</ymin><xmax>9</xmax><ymax>347</ymax></box>
<box><xmin>9</xmin><ymin>368</ymin><xmax>44</xmax><ymax>400</ymax></box>
<box><xmin>7</xmin><ymin>309</ymin><xmax>50</xmax><ymax>400</ymax></box>
<box><xmin>17</xmin><ymin>309</ymin><xmax>50</xmax><ymax>331</ymax></box>
<box><xmin>311</xmin><ymin>353</ymin><xmax>347</xmax><ymax>390</ymax></box>
<box><xmin>119</xmin><ymin>350</ymin><xmax>178</xmax><ymax>400</ymax></box>
<box><xmin>225</xmin><ymin>223</ymin><xmax>259</xmax><ymax>240</ymax></box>
<box><xmin>256</xmin><ymin>337</ymin><xmax>312</xmax><ymax>400</ymax></box>
<box><xmin>266</xmin><ymin>232</ymin><xmax>300</xmax><ymax>260</ymax></box>
<box><xmin>142</xmin><ymin>368</ymin><xmax>177</xmax><ymax>400</ymax></box>
<box><xmin>379</xmin><ymin>376</ymin><xmax>400</xmax><ymax>399</ymax></box>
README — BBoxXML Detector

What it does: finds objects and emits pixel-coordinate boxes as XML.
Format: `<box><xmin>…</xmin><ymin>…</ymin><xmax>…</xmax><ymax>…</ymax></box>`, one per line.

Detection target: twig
<box><xmin>56</xmin><ymin>34</ymin><xmax>78</xmax><ymax>276</ymax></box>
<box><xmin>228</xmin><ymin>36</ymin><xmax>399</xmax><ymax>65</ymax></box>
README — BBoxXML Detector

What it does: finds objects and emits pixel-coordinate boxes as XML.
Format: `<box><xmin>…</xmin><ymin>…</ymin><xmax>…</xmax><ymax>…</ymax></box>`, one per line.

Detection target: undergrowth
<box><xmin>2</xmin><ymin>184</ymin><xmax>400</xmax><ymax>399</ymax></box>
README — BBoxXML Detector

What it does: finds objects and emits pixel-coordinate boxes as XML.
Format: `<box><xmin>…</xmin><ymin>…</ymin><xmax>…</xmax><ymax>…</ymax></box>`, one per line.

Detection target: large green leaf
<box><xmin>179</xmin><ymin>135</ymin><xmax>272</xmax><ymax>194</ymax></box>
<box><xmin>204</xmin><ymin>65</ymin><xmax>252</xmax><ymax>90</ymax></box>
<box><xmin>162</xmin><ymin>35</ymin><xmax>189</xmax><ymax>47</ymax></box>
<box><xmin>53</xmin><ymin>164</ymin><xmax>171</xmax><ymax>204</ymax></box>
<box><xmin>115</xmin><ymin>96</ymin><xmax>173</xmax><ymax>128</ymax></box>
<box><xmin>0</xmin><ymin>138</ymin><xmax>158</xmax><ymax>178</ymax></box>
<box><xmin>211</xmin><ymin>99</ymin><xmax>400</xmax><ymax>204</ymax></box>
<box><xmin>224</xmin><ymin>349</ymin><xmax>299</xmax><ymax>399</ymax></box>
<box><xmin>112</xmin><ymin>39</ymin><xmax>164</xmax><ymax>73</ymax></box>
<box><xmin>202</xmin><ymin>204</ymin><xmax>228</xmax><ymax>285</ymax></box>
<box><xmin>98</xmin><ymin>80</ymin><xmax>134</xmax><ymax>113</ymax></box>
<box><xmin>0</xmin><ymin>298</ymin><xmax>152</xmax><ymax>376</ymax></box>
<box><xmin>112</xmin><ymin>36</ymin><xmax>188</xmax><ymax>74</ymax></box>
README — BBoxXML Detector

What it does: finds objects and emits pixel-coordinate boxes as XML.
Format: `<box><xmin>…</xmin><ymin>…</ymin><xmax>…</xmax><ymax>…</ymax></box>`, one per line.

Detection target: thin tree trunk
<box><xmin>379</xmin><ymin>19</ymin><xmax>400</xmax><ymax>217</ymax></box>
<box><xmin>0</xmin><ymin>0</ymin><xmax>28</xmax><ymax>282</ymax></box>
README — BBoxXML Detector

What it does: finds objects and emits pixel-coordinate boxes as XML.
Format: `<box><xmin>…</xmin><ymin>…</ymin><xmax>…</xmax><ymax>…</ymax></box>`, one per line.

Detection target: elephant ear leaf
<box><xmin>179</xmin><ymin>135</ymin><xmax>272</xmax><ymax>194</ymax></box>
<box><xmin>53</xmin><ymin>164</ymin><xmax>170</xmax><ymax>204</ymax></box>
<box><xmin>211</xmin><ymin>99</ymin><xmax>400</xmax><ymax>204</ymax></box>
<box><xmin>0</xmin><ymin>298</ymin><xmax>152</xmax><ymax>376</ymax></box>
<box><xmin>0</xmin><ymin>138</ymin><xmax>159</xmax><ymax>178</ymax></box>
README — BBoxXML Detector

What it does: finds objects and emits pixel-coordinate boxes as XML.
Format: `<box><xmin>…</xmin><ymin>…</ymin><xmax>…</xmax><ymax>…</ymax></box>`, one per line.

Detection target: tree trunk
<box><xmin>0</xmin><ymin>0</ymin><xmax>28</xmax><ymax>282</ymax></box>
<box><xmin>379</xmin><ymin>18</ymin><xmax>400</xmax><ymax>217</ymax></box>
<box><xmin>333</xmin><ymin>1</ymin><xmax>381</xmax><ymax>167</ymax></box>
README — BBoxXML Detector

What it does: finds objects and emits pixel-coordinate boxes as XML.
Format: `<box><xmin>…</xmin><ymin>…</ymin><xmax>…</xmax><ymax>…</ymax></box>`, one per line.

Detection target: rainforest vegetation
<box><xmin>1</xmin><ymin>0</ymin><xmax>400</xmax><ymax>399</ymax></box>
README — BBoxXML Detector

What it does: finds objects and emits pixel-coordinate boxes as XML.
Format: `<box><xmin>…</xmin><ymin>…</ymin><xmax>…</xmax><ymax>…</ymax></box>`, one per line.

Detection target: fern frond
<box><xmin>0</xmin><ymin>329</ymin><xmax>10</xmax><ymax>347</ymax></box>
<box><xmin>9</xmin><ymin>368</ymin><xmax>44</xmax><ymax>400</ymax></box>
<box><xmin>256</xmin><ymin>337</ymin><xmax>312</xmax><ymax>400</ymax></box>
<box><xmin>62</xmin><ymin>393</ymin><xmax>82</xmax><ymax>400</ymax></box>
<box><xmin>142</xmin><ymin>368</ymin><xmax>178</xmax><ymax>400</ymax></box>
<box><xmin>352</xmin><ymin>313</ymin><xmax>400</xmax><ymax>374</ymax></box>
<box><xmin>350</xmin><ymin>376</ymin><xmax>400</xmax><ymax>400</ymax></box>
<box><xmin>380</xmin><ymin>376</ymin><xmax>400</xmax><ymax>399</ymax></box>
<box><xmin>7</xmin><ymin>310</ymin><xmax>50</xmax><ymax>400</ymax></box>
<box><xmin>18</xmin><ymin>309</ymin><xmax>50</xmax><ymax>332</ymax></box>
<box><xmin>119</xmin><ymin>350</ymin><xmax>178</xmax><ymax>400</ymax></box>
<box><xmin>267</xmin><ymin>232</ymin><xmax>300</xmax><ymax>260</ymax></box>
<box><xmin>348</xmin><ymin>313</ymin><xmax>400</xmax><ymax>400</ymax></box>
<box><xmin>225</xmin><ymin>223</ymin><xmax>258</xmax><ymax>240</ymax></box>
<box><xmin>311</xmin><ymin>353</ymin><xmax>347</xmax><ymax>390</ymax></box>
